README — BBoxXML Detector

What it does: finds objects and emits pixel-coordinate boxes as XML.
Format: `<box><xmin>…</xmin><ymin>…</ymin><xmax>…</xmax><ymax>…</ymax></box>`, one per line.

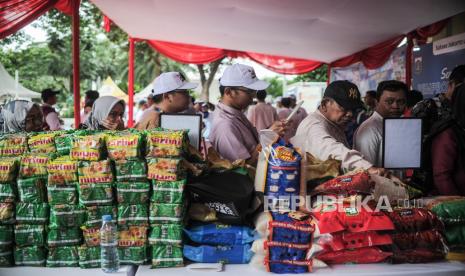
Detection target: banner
<box><xmin>412</xmin><ymin>32</ymin><xmax>465</xmax><ymax>98</ymax></box>
<box><xmin>330</xmin><ymin>46</ymin><xmax>406</xmax><ymax>95</ymax></box>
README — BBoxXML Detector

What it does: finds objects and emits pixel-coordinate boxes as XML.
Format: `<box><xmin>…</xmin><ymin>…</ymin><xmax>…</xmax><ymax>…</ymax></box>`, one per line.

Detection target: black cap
<box><xmin>41</xmin><ymin>88</ymin><xmax>60</xmax><ymax>102</ymax></box>
<box><xmin>324</xmin><ymin>80</ymin><xmax>363</xmax><ymax>111</ymax></box>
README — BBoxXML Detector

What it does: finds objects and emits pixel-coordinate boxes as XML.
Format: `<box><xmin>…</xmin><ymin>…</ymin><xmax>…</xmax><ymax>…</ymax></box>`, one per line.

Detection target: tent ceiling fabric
<box><xmin>91</xmin><ymin>0</ymin><xmax>465</xmax><ymax>63</ymax></box>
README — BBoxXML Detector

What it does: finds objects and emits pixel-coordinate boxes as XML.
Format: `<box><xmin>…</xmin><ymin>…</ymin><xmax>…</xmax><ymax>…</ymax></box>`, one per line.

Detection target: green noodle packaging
<box><xmin>149</xmin><ymin>203</ymin><xmax>184</xmax><ymax>224</ymax></box>
<box><xmin>0</xmin><ymin>248</ymin><xmax>13</xmax><ymax>267</ymax></box>
<box><xmin>151</xmin><ymin>180</ymin><xmax>185</xmax><ymax>204</ymax></box>
<box><xmin>114</xmin><ymin>159</ymin><xmax>147</xmax><ymax>182</ymax></box>
<box><xmin>49</xmin><ymin>204</ymin><xmax>86</xmax><ymax>228</ymax></box>
<box><xmin>83</xmin><ymin>205</ymin><xmax>117</xmax><ymax>228</ymax></box>
<box><xmin>47</xmin><ymin>184</ymin><xmax>78</xmax><ymax>205</ymax></box>
<box><xmin>118</xmin><ymin>246</ymin><xmax>147</xmax><ymax>265</ymax></box>
<box><xmin>0</xmin><ymin>225</ymin><xmax>13</xmax><ymax>249</ymax></box>
<box><xmin>0</xmin><ymin>183</ymin><xmax>16</xmax><ymax>203</ymax></box>
<box><xmin>151</xmin><ymin>244</ymin><xmax>183</xmax><ymax>268</ymax></box>
<box><xmin>78</xmin><ymin>245</ymin><xmax>100</xmax><ymax>268</ymax></box>
<box><xmin>17</xmin><ymin>177</ymin><xmax>47</xmax><ymax>203</ymax></box>
<box><xmin>55</xmin><ymin>131</ymin><xmax>73</xmax><ymax>156</ymax></box>
<box><xmin>47</xmin><ymin>228</ymin><xmax>82</xmax><ymax>247</ymax></box>
<box><xmin>46</xmin><ymin>246</ymin><xmax>79</xmax><ymax>267</ymax></box>
<box><xmin>117</xmin><ymin>204</ymin><xmax>148</xmax><ymax>226</ymax></box>
<box><xmin>78</xmin><ymin>183</ymin><xmax>114</xmax><ymax>206</ymax></box>
<box><xmin>14</xmin><ymin>246</ymin><xmax>46</xmax><ymax>266</ymax></box>
<box><xmin>14</xmin><ymin>224</ymin><xmax>46</xmax><ymax>247</ymax></box>
<box><xmin>15</xmin><ymin>203</ymin><xmax>49</xmax><ymax>224</ymax></box>
<box><xmin>149</xmin><ymin>224</ymin><xmax>182</xmax><ymax>245</ymax></box>
<box><xmin>117</xmin><ymin>182</ymin><xmax>150</xmax><ymax>204</ymax></box>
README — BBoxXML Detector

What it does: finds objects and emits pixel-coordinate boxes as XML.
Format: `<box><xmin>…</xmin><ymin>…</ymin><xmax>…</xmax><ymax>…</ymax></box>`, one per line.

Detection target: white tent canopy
<box><xmin>91</xmin><ymin>0</ymin><xmax>465</xmax><ymax>63</ymax></box>
<box><xmin>0</xmin><ymin>62</ymin><xmax>41</xmax><ymax>102</ymax></box>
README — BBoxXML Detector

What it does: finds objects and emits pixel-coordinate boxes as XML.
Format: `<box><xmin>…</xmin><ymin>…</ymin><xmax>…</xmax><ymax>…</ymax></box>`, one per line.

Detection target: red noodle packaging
<box><xmin>386</xmin><ymin>207</ymin><xmax>447</xmax><ymax>263</ymax></box>
<box><xmin>310</xmin><ymin>199</ymin><xmax>394</xmax><ymax>265</ymax></box>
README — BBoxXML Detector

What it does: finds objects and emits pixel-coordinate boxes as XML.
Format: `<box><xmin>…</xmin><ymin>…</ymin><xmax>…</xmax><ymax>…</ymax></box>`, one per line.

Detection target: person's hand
<box><xmin>270</xmin><ymin>120</ymin><xmax>290</xmax><ymax>137</ymax></box>
<box><xmin>101</xmin><ymin>119</ymin><xmax>120</xmax><ymax>130</ymax></box>
<box><xmin>367</xmin><ymin>166</ymin><xmax>391</xmax><ymax>177</ymax></box>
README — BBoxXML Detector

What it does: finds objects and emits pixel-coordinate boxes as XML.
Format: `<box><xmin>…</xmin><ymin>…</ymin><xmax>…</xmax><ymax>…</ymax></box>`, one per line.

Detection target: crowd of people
<box><xmin>0</xmin><ymin>63</ymin><xmax>464</xmax><ymax>197</ymax></box>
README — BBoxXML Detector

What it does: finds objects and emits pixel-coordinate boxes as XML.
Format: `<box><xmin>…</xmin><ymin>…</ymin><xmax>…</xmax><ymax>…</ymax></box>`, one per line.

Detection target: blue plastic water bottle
<box><xmin>100</xmin><ymin>215</ymin><xmax>120</xmax><ymax>273</ymax></box>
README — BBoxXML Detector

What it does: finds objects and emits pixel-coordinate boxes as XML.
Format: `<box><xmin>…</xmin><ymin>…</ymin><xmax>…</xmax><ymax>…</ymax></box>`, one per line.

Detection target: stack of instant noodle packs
<box><xmin>0</xmin><ymin>128</ymin><xmax>188</xmax><ymax>269</ymax></box>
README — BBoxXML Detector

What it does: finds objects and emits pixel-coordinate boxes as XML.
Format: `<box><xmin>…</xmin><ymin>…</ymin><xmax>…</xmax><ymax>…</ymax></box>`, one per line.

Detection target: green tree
<box><xmin>0</xmin><ymin>0</ymin><xmax>194</xmax><ymax>117</ymax></box>
<box><xmin>264</xmin><ymin>76</ymin><xmax>284</xmax><ymax>98</ymax></box>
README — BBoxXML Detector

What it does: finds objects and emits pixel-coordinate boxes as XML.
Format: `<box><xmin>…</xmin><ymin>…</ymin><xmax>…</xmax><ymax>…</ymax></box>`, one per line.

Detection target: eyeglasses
<box><xmin>233</xmin><ymin>87</ymin><xmax>257</xmax><ymax>95</ymax></box>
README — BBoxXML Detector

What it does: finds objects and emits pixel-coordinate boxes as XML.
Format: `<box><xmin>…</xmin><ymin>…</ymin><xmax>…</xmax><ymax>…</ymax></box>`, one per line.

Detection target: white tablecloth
<box><xmin>0</xmin><ymin>265</ymin><xmax>136</xmax><ymax>276</ymax></box>
<box><xmin>136</xmin><ymin>262</ymin><xmax>465</xmax><ymax>276</ymax></box>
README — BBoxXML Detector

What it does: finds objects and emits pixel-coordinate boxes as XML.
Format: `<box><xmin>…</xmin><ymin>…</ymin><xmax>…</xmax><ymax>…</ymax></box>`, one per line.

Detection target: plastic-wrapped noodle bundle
<box><xmin>116</xmin><ymin>182</ymin><xmax>150</xmax><ymax>204</ymax></box>
<box><xmin>46</xmin><ymin>246</ymin><xmax>79</xmax><ymax>267</ymax></box>
<box><xmin>149</xmin><ymin>224</ymin><xmax>182</xmax><ymax>245</ymax></box>
<box><xmin>19</xmin><ymin>154</ymin><xmax>49</xmax><ymax>179</ymax></box>
<box><xmin>118</xmin><ymin>246</ymin><xmax>147</xmax><ymax>265</ymax></box>
<box><xmin>0</xmin><ymin>133</ymin><xmax>28</xmax><ymax>157</ymax></box>
<box><xmin>78</xmin><ymin>245</ymin><xmax>100</xmax><ymax>268</ymax></box>
<box><xmin>106</xmin><ymin>131</ymin><xmax>142</xmax><ymax>160</ymax></box>
<box><xmin>14</xmin><ymin>224</ymin><xmax>46</xmax><ymax>247</ymax></box>
<box><xmin>114</xmin><ymin>159</ymin><xmax>147</xmax><ymax>182</ymax></box>
<box><xmin>151</xmin><ymin>180</ymin><xmax>185</xmax><ymax>204</ymax></box>
<box><xmin>28</xmin><ymin>132</ymin><xmax>57</xmax><ymax>154</ymax></box>
<box><xmin>70</xmin><ymin>132</ymin><xmax>105</xmax><ymax>161</ymax></box>
<box><xmin>15</xmin><ymin>202</ymin><xmax>49</xmax><ymax>224</ymax></box>
<box><xmin>47</xmin><ymin>228</ymin><xmax>82</xmax><ymax>247</ymax></box>
<box><xmin>47</xmin><ymin>156</ymin><xmax>78</xmax><ymax>185</ymax></box>
<box><xmin>14</xmin><ymin>246</ymin><xmax>46</xmax><ymax>266</ymax></box>
<box><xmin>17</xmin><ymin>177</ymin><xmax>47</xmax><ymax>203</ymax></box>
<box><xmin>146</xmin><ymin>129</ymin><xmax>187</xmax><ymax>158</ymax></box>
<box><xmin>0</xmin><ymin>183</ymin><xmax>16</xmax><ymax>203</ymax></box>
<box><xmin>0</xmin><ymin>157</ymin><xmax>19</xmax><ymax>183</ymax></box>
<box><xmin>151</xmin><ymin>244</ymin><xmax>183</xmax><ymax>268</ymax></box>
<box><xmin>49</xmin><ymin>204</ymin><xmax>86</xmax><ymax>228</ymax></box>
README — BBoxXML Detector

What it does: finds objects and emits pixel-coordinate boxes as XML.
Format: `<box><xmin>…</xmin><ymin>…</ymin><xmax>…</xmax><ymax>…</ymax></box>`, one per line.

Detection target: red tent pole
<box><xmin>128</xmin><ymin>37</ymin><xmax>135</xmax><ymax>128</ymax></box>
<box><xmin>72</xmin><ymin>0</ymin><xmax>80</xmax><ymax>128</ymax></box>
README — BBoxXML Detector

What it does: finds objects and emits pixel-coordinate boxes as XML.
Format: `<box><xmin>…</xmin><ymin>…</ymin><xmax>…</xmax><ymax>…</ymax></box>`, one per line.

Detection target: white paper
<box><xmin>383</xmin><ymin>118</ymin><xmax>422</xmax><ymax>169</ymax></box>
<box><xmin>160</xmin><ymin>114</ymin><xmax>202</xmax><ymax>150</ymax></box>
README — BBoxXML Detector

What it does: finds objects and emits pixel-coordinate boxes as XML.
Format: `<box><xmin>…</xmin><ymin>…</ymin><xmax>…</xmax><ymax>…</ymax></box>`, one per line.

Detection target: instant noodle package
<box><xmin>422</xmin><ymin>196</ymin><xmax>465</xmax><ymax>260</ymax></box>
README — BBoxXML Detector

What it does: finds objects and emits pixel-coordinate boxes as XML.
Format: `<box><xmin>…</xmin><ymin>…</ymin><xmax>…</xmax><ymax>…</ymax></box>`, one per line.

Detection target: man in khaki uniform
<box><xmin>135</xmin><ymin>72</ymin><xmax>197</xmax><ymax>130</ymax></box>
<box><xmin>291</xmin><ymin>80</ymin><xmax>384</xmax><ymax>174</ymax></box>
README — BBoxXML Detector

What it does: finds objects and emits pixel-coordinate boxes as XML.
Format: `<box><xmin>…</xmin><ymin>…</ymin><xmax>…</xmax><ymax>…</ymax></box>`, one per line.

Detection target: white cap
<box><xmin>152</xmin><ymin>72</ymin><xmax>198</xmax><ymax>96</ymax></box>
<box><xmin>220</xmin><ymin>64</ymin><xmax>269</xmax><ymax>91</ymax></box>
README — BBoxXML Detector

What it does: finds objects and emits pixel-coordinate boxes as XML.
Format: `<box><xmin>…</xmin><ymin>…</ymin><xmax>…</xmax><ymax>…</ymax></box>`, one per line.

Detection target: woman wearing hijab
<box><xmin>1</xmin><ymin>100</ymin><xmax>44</xmax><ymax>132</ymax></box>
<box><xmin>81</xmin><ymin>96</ymin><xmax>126</xmax><ymax>130</ymax></box>
<box><xmin>430</xmin><ymin>81</ymin><xmax>465</xmax><ymax>195</ymax></box>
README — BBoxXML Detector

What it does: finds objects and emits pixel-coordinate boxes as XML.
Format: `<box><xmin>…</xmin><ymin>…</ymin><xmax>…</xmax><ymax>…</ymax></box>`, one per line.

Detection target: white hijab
<box><xmin>1</xmin><ymin>100</ymin><xmax>37</xmax><ymax>132</ymax></box>
<box><xmin>82</xmin><ymin>96</ymin><xmax>125</xmax><ymax>130</ymax></box>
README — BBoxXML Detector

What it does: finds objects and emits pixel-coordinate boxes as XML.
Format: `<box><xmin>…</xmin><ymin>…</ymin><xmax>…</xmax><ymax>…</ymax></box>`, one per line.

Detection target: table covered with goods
<box><xmin>0</xmin><ymin>129</ymin><xmax>464</xmax><ymax>275</ymax></box>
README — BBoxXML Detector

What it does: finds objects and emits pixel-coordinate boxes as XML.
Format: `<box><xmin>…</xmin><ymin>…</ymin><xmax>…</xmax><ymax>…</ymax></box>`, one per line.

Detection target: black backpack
<box><xmin>186</xmin><ymin>170</ymin><xmax>261</xmax><ymax>226</ymax></box>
